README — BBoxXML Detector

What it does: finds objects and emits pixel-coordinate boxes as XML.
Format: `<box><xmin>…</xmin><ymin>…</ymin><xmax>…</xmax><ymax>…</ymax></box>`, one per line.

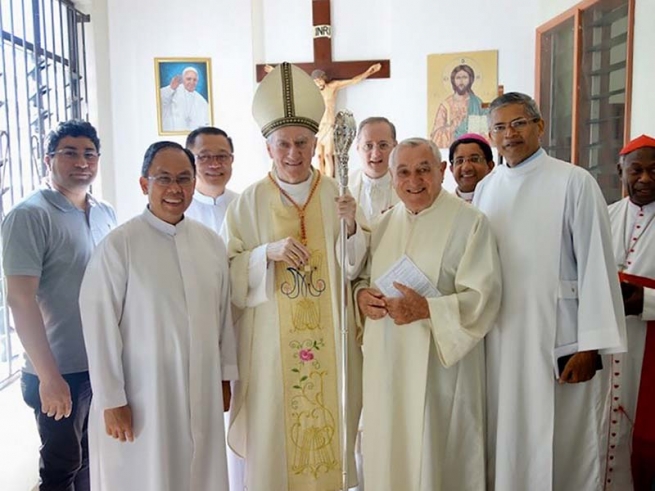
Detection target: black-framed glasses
<box><xmin>452</xmin><ymin>155</ymin><xmax>486</xmax><ymax>166</ymax></box>
<box><xmin>50</xmin><ymin>149</ymin><xmax>100</xmax><ymax>162</ymax></box>
<box><xmin>147</xmin><ymin>174</ymin><xmax>195</xmax><ymax>187</ymax></box>
<box><xmin>196</xmin><ymin>153</ymin><xmax>233</xmax><ymax>164</ymax></box>
<box><xmin>490</xmin><ymin>117</ymin><xmax>540</xmax><ymax>134</ymax></box>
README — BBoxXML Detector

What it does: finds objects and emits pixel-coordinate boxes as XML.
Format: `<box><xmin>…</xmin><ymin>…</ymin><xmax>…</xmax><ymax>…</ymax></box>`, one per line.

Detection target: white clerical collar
<box><xmin>456</xmin><ymin>188</ymin><xmax>475</xmax><ymax>202</ymax></box>
<box><xmin>362</xmin><ymin>171</ymin><xmax>391</xmax><ymax>188</ymax></box>
<box><xmin>403</xmin><ymin>189</ymin><xmax>446</xmax><ymax>216</ymax></box>
<box><xmin>273</xmin><ymin>168</ymin><xmax>314</xmax><ymax>204</ymax></box>
<box><xmin>501</xmin><ymin>148</ymin><xmax>546</xmax><ymax>177</ymax></box>
<box><xmin>142</xmin><ymin>207</ymin><xmax>186</xmax><ymax>236</ymax></box>
<box><xmin>193</xmin><ymin>189</ymin><xmax>227</xmax><ymax>206</ymax></box>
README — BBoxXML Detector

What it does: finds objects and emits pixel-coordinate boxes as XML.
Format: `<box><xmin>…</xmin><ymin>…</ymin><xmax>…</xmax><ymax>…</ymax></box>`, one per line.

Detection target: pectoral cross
<box><xmin>255</xmin><ymin>0</ymin><xmax>391</xmax><ymax>82</ymax></box>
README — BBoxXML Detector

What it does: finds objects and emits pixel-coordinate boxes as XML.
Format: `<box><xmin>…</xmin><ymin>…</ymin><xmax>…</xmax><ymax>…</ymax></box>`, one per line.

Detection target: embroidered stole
<box><xmin>269</xmin><ymin>180</ymin><xmax>341</xmax><ymax>491</ymax></box>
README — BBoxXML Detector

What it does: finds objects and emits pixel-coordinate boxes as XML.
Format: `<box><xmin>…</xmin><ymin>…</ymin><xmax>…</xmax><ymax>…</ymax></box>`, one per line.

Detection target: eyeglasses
<box><xmin>360</xmin><ymin>141</ymin><xmax>393</xmax><ymax>152</ymax></box>
<box><xmin>452</xmin><ymin>155</ymin><xmax>486</xmax><ymax>166</ymax></box>
<box><xmin>490</xmin><ymin>117</ymin><xmax>540</xmax><ymax>134</ymax></box>
<box><xmin>147</xmin><ymin>174</ymin><xmax>195</xmax><ymax>187</ymax></box>
<box><xmin>196</xmin><ymin>153</ymin><xmax>233</xmax><ymax>164</ymax></box>
<box><xmin>50</xmin><ymin>149</ymin><xmax>100</xmax><ymax>162</ymax></box>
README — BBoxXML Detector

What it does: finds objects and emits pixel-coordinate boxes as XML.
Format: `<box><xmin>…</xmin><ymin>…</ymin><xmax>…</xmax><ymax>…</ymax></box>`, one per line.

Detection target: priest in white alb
<box><xmin>474</xmin><ymin>92</ymin><xmax>627</xmax><ymax>491</ymax></box>
<box><xmin>355</xmin><ymin>137</ymin><xmax>501</xmax><ymax>491</ymax></box>
<box><xmin>222</xmin><ymin>63</ymin><xmax>369</xmax><ymax>491</ymax></box>
<box><xmin>79</xmin><ymin>141</ymin><xmax>237</xmax><ymax>491</ymax></box>
<box><xmin>349</xmin><ymin>116</ymin><xmax>399</xmax><ymax>221</ymax></box>
<box><xmin>602</xmin><ymin>134</ymin><xmax>655</xmax><ymax>491</ymax></box>
<box><xmin>184</xmin><ymin>126</ymin><xmax>239</xmax><ymax>232</ymax></box>
<box><xmin>183</xmin><ymin>125</ymin><xmax>244</xmax><ymax>490</ymax></box>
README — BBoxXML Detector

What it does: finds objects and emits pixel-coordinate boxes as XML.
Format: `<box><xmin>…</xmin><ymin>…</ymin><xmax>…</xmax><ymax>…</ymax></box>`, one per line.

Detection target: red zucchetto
<box><xmin>619</xmin><ymin>134</ymin><xmax>655</xmax><ymax>156</ymax></box>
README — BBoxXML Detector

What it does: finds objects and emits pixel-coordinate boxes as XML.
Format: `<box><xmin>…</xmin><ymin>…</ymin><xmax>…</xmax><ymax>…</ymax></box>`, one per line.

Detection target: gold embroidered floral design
<box><xmin>288</xmin><ymin>339</ymin><xmax>338</xmax><ymax>477</ymax></box>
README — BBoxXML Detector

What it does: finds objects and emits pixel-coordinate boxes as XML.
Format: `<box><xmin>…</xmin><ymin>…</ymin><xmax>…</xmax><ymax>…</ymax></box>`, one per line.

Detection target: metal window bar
<box><xmin>0</xmin><ymin>0</ymin><xmax>90</xmax><ymax>387</ymax></box>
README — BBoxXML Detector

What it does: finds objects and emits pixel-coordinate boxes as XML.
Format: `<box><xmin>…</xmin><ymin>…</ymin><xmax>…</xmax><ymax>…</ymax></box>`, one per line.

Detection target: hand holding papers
<box><xmin>375</xmin><ymin>255</ymin><xmax>440</xmax><ymax>298</ymax></box>
<box><xmin>359</xmin><ymin>255</ymin><xmax>437</xmax><ymax>325</ymax></box>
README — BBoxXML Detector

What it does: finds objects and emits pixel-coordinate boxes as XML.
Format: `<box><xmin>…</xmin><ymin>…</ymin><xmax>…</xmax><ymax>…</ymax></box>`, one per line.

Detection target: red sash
<box><xmin>619</xmin><ymin>272</ymin><xmax>655</xmax><ymax>490</ymax></box>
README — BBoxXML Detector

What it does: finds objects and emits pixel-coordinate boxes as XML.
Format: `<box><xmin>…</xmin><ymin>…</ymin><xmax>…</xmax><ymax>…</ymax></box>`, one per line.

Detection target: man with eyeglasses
<box><xmin>474</xmin><ymin>92</ymin><xmax>626</xmax><ymax>491</ymax></box>
<box><xmin>79</xmin><ymin>141</ymin><xmax>237</xmax><ymax>491</ymax></box>
<box><xmin>448</xmin><ymin>133</ymin><xmax>495</xmax><ymax>203</ymax></box>
<box><xmin>185</xmin><ymin>126</ymin><xmax>243</xmax><ymax>489</ymax></box>
<box><xmin>349</xmin><ymin>117</ymin><xmax>399</xmax><ymax>222</ymax></box>
<box><xmin>2</xmin><ymin>120</ymin><xmax>116</xmax><ymax>490</ymax></box>
<box><xmin>185</xmin><ymin>126</ymin><xmax>238</xmax><ymax>232</ymax></box>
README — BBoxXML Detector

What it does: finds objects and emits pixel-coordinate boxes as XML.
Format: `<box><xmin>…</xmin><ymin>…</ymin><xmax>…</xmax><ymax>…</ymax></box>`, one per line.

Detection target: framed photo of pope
<box><xmin>155</xmin><ymin>57</ymin><xmax>213</xmax><ymax>135</ymax></box>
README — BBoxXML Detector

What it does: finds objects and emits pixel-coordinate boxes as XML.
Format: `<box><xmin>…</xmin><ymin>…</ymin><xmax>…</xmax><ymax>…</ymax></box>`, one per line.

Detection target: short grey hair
<box><xmin>356</xmin><ymin>117</ymin><xmax>397</xmax><ymax>142</ymax></box>
<box><xmin>488</xmin><ymin>92</ymin><xmax>542</xmax><ymax>123</ymax></box>
<box><xmin>389</xmin><ymin>137</ymin><xmax>443</xmax><ymax>169</ymax></box>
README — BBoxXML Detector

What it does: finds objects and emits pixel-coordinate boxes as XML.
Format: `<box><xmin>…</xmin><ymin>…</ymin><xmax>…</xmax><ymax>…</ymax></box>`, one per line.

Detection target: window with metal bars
<box><xmin>0</xmin><ymin>0</ymin><xmax>90</xmax><ymax>386</ymax></box>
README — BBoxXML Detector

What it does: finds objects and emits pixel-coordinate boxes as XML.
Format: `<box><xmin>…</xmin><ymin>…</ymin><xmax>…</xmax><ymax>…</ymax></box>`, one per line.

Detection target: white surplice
<box><xmin>185</xmin><ymin>188</ymin><xmax>238</xmax><ymax>234</ymax></box>
<box><xmin>222</xmin><ymin>170</ymin><xmax>369</xmax><ymax>491</ymax></box>
<box><xmin>349</xmin><ymin>169</ymin><xmax>399</xmax><ymax>222</ymax></box>
<box><xmin>357</xmin><ymin>190</ymin><xmax>501</xmax><ymax>491</ymax></box>
<box><xmin>601</xmin><ymin>198</ymin><xmax>655</xmax><ymax>490</ymax></box>
<box><xmin>79</xmin><ymin>209</ymin><xmax>238</xmax><ymax>491</ymax></box>
<box><xmin>184</xmin><ymin>189</ymin><xmax>245</xmax><ymax>491</ymax></box>
<box><xmin>474</xmin><ymin>149</ymin><xmax>627</xmax><ymax>491</ymax></box>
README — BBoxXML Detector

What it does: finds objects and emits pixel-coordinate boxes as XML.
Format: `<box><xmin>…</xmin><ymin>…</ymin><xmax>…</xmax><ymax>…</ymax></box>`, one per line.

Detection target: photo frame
<box><xmin>154</xmin><ymin>57</ymin><xmax>213</xmax><ymax>135</ymax></box>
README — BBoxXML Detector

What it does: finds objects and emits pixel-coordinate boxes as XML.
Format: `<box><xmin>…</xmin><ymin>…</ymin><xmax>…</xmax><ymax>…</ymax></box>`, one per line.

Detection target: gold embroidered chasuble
<box><xmin>268</xmin><ymin>177</ymin><xmax>342</xmax><ymax>491</ymax></box>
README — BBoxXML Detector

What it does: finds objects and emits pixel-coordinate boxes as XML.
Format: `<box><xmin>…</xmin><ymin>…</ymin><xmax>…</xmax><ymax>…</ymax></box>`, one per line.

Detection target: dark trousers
<box><xmin>21</xmin><ymin>371</ymin><xmax>92</xmax><ymax>491</ymax></box>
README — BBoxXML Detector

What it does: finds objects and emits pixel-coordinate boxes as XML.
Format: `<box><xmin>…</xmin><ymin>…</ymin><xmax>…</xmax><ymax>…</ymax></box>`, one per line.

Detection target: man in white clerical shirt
<box><xmin>355</xmin><ymin>137</ymin><xmax>501</xmax><ymax>491</ymax></box>
<box><xmin>448</xmin><ymin>132</ymin><xmax>495</xmax><ymax>203</ymax></box>
<box><xmin>160</xmin><ymin>67</ymin><xmax>210</xmax><ymax>131</ymax></box>
<box><xmin>185</xmin><ymin>125</ymin><xmax>244</xmax><ymax>491</ymax></box>
<box><xmin>185</xmin><ymin>126</ymin><xmax>238</xmax><ymax>232</ymax></box>
<box><xmin>349</xmin><ymin>117</ymin><xmax>399</xmax><ymax>221</ymax></box>
<box><xmin>602</xmin><ymin>134</ymin><xmax>655</xmax><ymax>491</ymax></box>
<box><xmin>474</xmin><ymin>92</ymin><xmax>627</xmax><ymax>491</ymax></box>
<box><xmin>79</xmin><ymin>141</ymin><xmax>237</xmax><ymax>491</ymax></box>
<box><xmin>222</xmin><ymin>62</ymin><xmax>369</xmax><ymax>491</ymax></box>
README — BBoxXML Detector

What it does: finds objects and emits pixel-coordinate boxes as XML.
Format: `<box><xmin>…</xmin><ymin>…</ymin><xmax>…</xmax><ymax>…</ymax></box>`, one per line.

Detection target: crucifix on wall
<box><xmin>256</xmin><ymin>0</ymin><xmax>391</xmax><ymax>177</ymax></box>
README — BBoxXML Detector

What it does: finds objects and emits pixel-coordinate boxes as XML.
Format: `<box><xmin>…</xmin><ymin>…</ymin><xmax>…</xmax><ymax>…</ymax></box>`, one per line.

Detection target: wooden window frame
<box><xmin>535</xmin><ymin>0</ymin><xmax>635</xmax><ymax>166</ymax></box>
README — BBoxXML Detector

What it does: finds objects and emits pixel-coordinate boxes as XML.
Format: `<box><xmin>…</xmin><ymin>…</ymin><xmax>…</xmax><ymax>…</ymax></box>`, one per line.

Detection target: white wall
<box><xmin>88</xmin><ymin>0</ymin><xmax>650</xmax><ymax>221</ymax></box>
<box><xmin>627</xmin><ymin>0</ymin><xmax>655</xmax><ymax>138</ymax></box>
<box><xmin>88</xmin><ymin>0</ymin><xmax>260</xmax><ymax>220</ymax></box>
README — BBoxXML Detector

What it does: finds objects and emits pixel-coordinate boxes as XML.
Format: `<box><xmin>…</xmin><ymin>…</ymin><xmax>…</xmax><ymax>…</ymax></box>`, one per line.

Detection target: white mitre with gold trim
<box><xmin>252</xmin><ymin>62</ymin><xmax>325</xmax><ymax>138</ymax></box>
